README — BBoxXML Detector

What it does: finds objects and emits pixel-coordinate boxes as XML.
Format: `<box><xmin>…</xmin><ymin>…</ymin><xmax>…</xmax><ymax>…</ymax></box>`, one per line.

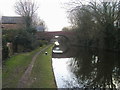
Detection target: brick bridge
<box><xmin>36</xmin><ymin>31</ymin><xmax>77</xmax><ymax>43</ymax></box>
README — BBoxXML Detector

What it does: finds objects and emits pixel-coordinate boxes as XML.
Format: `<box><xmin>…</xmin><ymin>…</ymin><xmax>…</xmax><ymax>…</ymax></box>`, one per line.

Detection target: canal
<box><xmin>52</xmin><ymin>44</ymin><xmax>120</xmax><ymax>89</ymax></box>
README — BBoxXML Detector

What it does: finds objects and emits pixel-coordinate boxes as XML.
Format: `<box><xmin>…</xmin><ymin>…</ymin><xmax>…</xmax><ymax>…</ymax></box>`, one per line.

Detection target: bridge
<box><xmin>35</xmin><ymin>31</ymin><xmax>77</xmax><ymax>44</ymax></box>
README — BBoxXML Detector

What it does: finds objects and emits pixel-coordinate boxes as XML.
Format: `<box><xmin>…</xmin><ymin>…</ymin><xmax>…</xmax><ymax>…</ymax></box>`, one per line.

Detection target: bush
<box><xmin>2</xmin><ymin>29</ymin><xmax>40</xmax><ymax>60</ymax></box>
<box><xmin>2</xmin><ymin>45</ymin><xmax>9</xmax><ymax>60</ymax></box>
<box><xmin>38</xmin><ymin>40</ymin><xmax>48</xmax><ymax>47</ymax></box>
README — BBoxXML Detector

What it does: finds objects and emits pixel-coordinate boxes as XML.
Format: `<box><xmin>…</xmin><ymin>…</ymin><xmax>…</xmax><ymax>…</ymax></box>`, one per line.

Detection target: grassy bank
<box><xmin>2</xmin><ymin>45</ymin><xmax>47</xmax><ymax>88</ymax></box>
<box><xmin>28</xmin><ymin>45</ymin><xmax>56</xmax><ymax>88</ymax></box>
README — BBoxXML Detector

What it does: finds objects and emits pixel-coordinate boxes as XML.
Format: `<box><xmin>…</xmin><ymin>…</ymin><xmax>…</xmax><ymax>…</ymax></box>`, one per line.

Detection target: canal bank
<box><xmin>3</xmin><ymin>44</ymin><xmax>57</xmax><ymax>88</ymax></box>
<box><xmin>52</xmin><ymin>45</ymin><xmax>120</xmax><ymax>89</ymax></box>
<box><xmin>27</xmin><ymin>44</ymin><xmax>57</xmax><ymax>88</ymax></box>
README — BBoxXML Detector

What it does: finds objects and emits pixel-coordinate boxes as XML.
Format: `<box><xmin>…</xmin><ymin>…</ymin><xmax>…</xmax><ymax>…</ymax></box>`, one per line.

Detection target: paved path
<box><xmin>17</xmin><ymin>45</ymin><xmax>52</xmax><ymax>88</ymax></box>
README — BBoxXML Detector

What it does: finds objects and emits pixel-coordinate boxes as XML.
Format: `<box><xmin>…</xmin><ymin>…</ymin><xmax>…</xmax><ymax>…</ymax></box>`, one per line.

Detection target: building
<box><xmin>36</xmin><ymin>25</ymin><xmax>45</xmax><ymax>32</ymax></box>
<box><xmin>1</xmin><ymin>16</ymin><xmax>25</xmax><ymax>30</ymax></box>
<box><xmin>1</xmin><ymin>16</ymin><xmax>46</xmax><ymax>31</ymax></box>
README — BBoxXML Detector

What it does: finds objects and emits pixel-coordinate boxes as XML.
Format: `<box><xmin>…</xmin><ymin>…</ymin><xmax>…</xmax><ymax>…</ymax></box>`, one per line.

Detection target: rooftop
<box><xmin>2</xmin><ymin>16</ymin><xmax>24</xmax><ymax>24</ymax></box>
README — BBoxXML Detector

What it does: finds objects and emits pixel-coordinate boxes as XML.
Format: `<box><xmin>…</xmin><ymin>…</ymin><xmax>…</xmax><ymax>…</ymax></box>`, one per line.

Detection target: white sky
<box><xmin>0</xmin><ymin>0</ymin><xmax>71</xmax><ymax>31</ymax></box>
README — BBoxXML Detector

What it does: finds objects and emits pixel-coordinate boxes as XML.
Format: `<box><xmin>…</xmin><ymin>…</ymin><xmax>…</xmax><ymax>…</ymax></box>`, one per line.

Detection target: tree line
<box><xmin>67</xmin><ymin>0</ymin><xmax>120</xmax><ymax>51</ymax></box>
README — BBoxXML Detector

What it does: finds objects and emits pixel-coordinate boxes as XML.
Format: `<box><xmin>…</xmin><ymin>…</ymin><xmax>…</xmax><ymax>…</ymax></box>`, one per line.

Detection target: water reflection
<box><xmin>72</xmin><ymin>47</ymin><xmax>120</xmax><ymax>89</ymax></box>
<box><xmin>52</xmin><ymin>58</ymin><xmax>82</xmax><ymax>88</ymax></box>
<box><xmin>52</xmin><ymin>46</ymin><xmax>120</xmax><ymax>89</ymax></box>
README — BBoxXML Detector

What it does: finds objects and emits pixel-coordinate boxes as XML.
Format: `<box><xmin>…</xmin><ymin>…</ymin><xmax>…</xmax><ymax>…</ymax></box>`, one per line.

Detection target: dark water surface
<box><xmin>52</xmin><ymin>46</ymin><xmax>120</xmax><ymax>89</ymax></box>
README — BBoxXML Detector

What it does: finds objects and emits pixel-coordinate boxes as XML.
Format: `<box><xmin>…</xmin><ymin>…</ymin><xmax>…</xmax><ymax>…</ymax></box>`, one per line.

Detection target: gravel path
<box><xmin>17</xmin><ymin>45</ymin><xmax>51</xmax><ymax>88</ymax></box>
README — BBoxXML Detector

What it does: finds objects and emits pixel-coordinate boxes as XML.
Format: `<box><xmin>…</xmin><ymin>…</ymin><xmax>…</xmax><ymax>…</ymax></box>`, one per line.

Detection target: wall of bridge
<box><xmin>36</xmin><ymin>31</ymin><xmax>77</xmax><ymax>45</ymax></box>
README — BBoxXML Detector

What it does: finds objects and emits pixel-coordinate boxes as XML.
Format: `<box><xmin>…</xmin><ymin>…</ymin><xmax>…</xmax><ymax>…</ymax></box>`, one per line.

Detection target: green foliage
<box><xmin>2</xmin><ymin>45</ymin><xmax>8</xmax><ymax>60</ymax></box>
<box><xmin>2</xmin><ymin>29</ymin><xmax>40</xmax><ymax>60</ymax></box>
<box><xmin>26</xmin><ymin>26</ymin><xmax>37</xmax><ymax>34</ymax></box>
<box><xmin>38</xmin><ymin>40</ymin><xmax>48</xmax><ymax>47</ymax></box>
<box><xmin>13</xmin><ymin>29</ymin><xmax>37</xmax><ymax>50</ymax></box>
<box><xmin>2</xmin><ymin>30</ymin><xmax>17</xmax><ymax>60</ymax></box>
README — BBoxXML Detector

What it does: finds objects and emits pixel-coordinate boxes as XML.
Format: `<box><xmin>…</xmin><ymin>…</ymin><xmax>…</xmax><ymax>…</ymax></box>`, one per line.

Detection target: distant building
<box><xmin>1</xmin><ymin>16</ymin><xmax>25</xmax><ymax>30</ymax></box>
<box><xmin>36</xmin><ymin>25</ymin><xmax>45</xmax><ymax>32</ymax></box>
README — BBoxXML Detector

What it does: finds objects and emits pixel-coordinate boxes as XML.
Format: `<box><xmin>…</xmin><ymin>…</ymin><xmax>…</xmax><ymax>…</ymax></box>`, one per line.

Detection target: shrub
<box><xmin>2</xmin><ymin>29</ymin><xmax>40</xmax><ymax>60</ymax></box>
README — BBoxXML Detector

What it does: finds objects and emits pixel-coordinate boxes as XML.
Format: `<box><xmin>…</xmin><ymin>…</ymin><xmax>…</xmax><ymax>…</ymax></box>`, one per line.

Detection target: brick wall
<box><xmin>2</xmin><ymin>23</ymin><xmax>25</xmax><ymax>30</ymax></box>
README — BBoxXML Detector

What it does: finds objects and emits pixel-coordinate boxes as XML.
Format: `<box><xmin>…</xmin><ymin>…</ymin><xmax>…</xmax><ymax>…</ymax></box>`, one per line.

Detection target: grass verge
<box><xmin>28</xmin><ymin>45</ymin><xmax>56</xmax><ymax>88</ymax></box>
<box><xmin>2</xmin><ymin>45</ymin><xmax>47</xmax><ymax>88</ymax></box>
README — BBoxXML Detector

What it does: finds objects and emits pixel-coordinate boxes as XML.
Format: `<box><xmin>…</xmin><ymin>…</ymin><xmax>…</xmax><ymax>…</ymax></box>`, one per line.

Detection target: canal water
<box><xmin>52</xmin><ymin>46</ymin><xmax>120</xmax><ymax>89</ymax></box>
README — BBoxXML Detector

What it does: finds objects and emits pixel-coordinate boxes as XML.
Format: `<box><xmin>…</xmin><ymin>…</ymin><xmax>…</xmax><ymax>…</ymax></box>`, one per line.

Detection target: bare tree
<box><xmin>32</xmin><ymin>15</ymin><xmax>47</xmax><ymax>31</ymax></box>
<box><xmin>14</xmin><ymin>0</ymin><xmax>39</xmax><ymax>30</ymax></box>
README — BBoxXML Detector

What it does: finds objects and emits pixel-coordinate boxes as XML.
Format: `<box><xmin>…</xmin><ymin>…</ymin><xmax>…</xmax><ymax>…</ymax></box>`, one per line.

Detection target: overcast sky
<box><xmin>0</xmin><ymin>0</ymin><xmax>71</xmax><ymax>31</ymax></box>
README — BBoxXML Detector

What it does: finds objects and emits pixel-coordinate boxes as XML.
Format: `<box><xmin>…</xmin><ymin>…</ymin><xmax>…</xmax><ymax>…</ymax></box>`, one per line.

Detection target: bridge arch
<box><xmin>52</xmin><ymin>34</ymin><xmax>70</xmax><ymax>41</ymax></box>
<box><xmin>35</xmin><ymin>31</ymin><xmax>76</xmax><ymax>45</ymax></box>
